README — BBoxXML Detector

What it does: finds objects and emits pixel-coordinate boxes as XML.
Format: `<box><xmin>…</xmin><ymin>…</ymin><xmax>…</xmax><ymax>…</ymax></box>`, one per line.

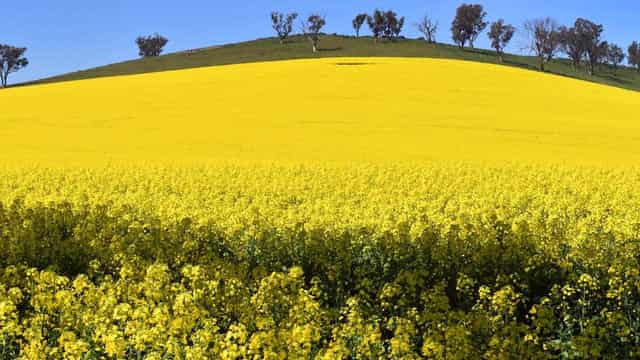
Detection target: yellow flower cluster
<box><xmin>1</xmin><ymin>57</ymin><xmax>639</xmax><ymax>165</ymax></box>
<box><xmin>0</xmin><ymin>162</ymin><xmax>638</xmax><ymax>358</ymax></box>
<box><xmin>2</xmin><ymin>57</ymin><xmax>640</xmax><ymax>357</ymax></box>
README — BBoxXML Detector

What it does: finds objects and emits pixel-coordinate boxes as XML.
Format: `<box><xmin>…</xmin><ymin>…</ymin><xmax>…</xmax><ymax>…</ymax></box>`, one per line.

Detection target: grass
<box><xmin>28</xmin><ymin>34</ymin><xmax>640</xmax><ymax>92</ymax></box>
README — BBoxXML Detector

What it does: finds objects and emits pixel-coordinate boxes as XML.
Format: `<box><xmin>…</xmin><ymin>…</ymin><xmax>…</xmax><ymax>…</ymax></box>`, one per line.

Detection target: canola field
<box><xmin>2</xmin><ymin>58</ymin><xmax>640</xmax><ymax>358</ymax></box>
<box><xmin>1</xmin><ymin>57</ymin><xmax>640</xmax><ymax>165</ymax></box>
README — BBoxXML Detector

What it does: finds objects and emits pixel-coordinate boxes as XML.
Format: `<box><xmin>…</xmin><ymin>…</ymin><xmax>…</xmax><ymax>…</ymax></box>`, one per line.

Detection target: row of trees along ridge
<box><xmin>2</xmin><ymin>3</ymin><xmax>640</xmax><ymax>87</ymax></box>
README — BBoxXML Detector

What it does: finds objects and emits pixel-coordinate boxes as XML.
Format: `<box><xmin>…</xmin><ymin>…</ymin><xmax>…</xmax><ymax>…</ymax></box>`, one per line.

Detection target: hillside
<box><xmin>30</xmin><ymin>35</ymin><xmax>640</xmax><ymax>92</ymax></box>
<box><xmin>2</xmin><ymin>57</ymin><xmax>639</xmax><ymax>165</ymax></box>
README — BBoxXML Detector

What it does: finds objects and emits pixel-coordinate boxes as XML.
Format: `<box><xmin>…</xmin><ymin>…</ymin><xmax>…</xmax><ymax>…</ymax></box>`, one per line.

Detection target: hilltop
<box><xmin>30</xmin><ymin>35</ymin><xmax>640</xmax><ymax>92</ymax></box>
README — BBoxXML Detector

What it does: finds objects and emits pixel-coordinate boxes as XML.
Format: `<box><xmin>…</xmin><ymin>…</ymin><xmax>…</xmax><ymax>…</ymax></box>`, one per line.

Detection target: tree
<box><xmin>367</xmin><ymin>9</ymin><xmax>404</xmax><ymax>42</ymax></box>
<box><xmin>629</xmin><ymin>41</ymin><xmax>640</xmax><ymax>72</ymax></box>
<box><xmin>488</xmin><ymin>20</ymin><xmax>515</xmax><ymax>63</ymax></box>
<box><xmin>417</xmin><ymin>15</ymin><xmax>438</xmax><ymax>44</ymax></box>
<box><xmin>367</xmin><ymin>10</ymin><xmax>386</xmax><ymax>43</ymax></box>
<box><xmin>558</xmin><ymin>25</ymin><xmax>584</xmax><ymax>70</ymax></box>
<box><xmin>572</xmin><ymin>18</ymin><xmax>604</xmax><ymax>75</ymax></box>
<box><xmin>271</xmin><ymin>11</ymin><xmax>298</xmax><ymax>44</ymax></box>
<box><xmin>451</xmin><ymin>4</ymin><xmax>487</xmax><ymax>49</ymax></box>
<box><xmin>0</xmin><ymin>45</ymin><xmax>28</xmax><ymax>88</ymax></box>
<box><xmin>301</xmin><ymin>14</ymin><xmax>326</xmax><ymax>53</ymax></box>
<box><xmin>383</xmin><ymin>11</ymin><xmax>405</xmax><ymax>40</ymax></box>
<box><xmin>135</xmin><ymin>34</ymin><xmax>168</xmax><ymax>58</ymax></box>
<box><xmin>606</xmin><ymin>44</ymin><xmax>625</xmax><ymax>71</ymax></box>
<box><xmin>595</xmin><ymin>41</ymin><xmax>609</xmax><ymax>71</ymax></box>
<box><xmin>352</xmin><ymin>13</ymin><xmax>368</xmax><ymax>38</ymax></box>
<box><xmin>524</xmin><ymin>18</ymin><xmax>560</xmax><ymax>71</ymax></box>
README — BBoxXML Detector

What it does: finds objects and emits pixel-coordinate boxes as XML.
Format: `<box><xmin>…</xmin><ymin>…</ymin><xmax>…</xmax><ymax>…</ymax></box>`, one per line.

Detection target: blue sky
<box><xmin>4</xmin><ymin>1</ymin><xmax>638</xmax><ymax>83</ymax></box>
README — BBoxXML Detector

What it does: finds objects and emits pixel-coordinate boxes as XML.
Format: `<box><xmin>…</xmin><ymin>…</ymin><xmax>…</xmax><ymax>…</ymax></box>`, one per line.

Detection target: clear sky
<box><xmin>4</xmin><ymin>1</ymin><xmax>638</xmax><ymax>83</ymax></box>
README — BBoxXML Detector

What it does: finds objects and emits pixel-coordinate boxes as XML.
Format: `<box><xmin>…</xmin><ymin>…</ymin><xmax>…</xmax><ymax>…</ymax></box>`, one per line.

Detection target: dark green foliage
<box><xmin>367</xmin><ymin>10</ymin><xmax>404</xmax><ymax>42</ymax></box>
<box><xmin>0</xmin><ymin>45</ymin><xmax>28</xmax><ymax>87</ymax></box>
<box><xmin>451</xmin><ymin>4</ymin><xmax>487</xmax><ymax>49</ymax></box>
<box><xmin>135</xmin><ymin>34</ymin><xmax>168</xmax><ymax>58</ymax></box>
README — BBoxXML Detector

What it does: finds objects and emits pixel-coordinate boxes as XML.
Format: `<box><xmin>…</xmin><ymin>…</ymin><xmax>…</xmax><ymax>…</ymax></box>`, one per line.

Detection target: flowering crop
<box><xmin>0</xmin><ymin>58</ymin><xmax>639</xmax><ymax>165</ymax></box>
<box><xmin>1</xmin><ymin>163</ymin><xmax>640</xmax><ymax>358</ymax></box>
<box><xmin>1</xmin><ymin>59</ymin><xmax>640</xmax><ymax>358</ymax></box>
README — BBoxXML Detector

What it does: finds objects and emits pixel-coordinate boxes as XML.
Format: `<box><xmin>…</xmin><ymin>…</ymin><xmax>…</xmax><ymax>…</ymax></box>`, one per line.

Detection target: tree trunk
<box><xmin>539</xmin><ymin>56</ymin><xmax>545</xmax><ymax>72</ymax></box>
<box><xmin>499</xmin><ymin>53</ymin><xmax>504</xmax><ymax>63</ymax></box>
<box><xmin>312</xmin><ymin>42</ymin><xmax>317</xmax><ymax>53</ymax></box>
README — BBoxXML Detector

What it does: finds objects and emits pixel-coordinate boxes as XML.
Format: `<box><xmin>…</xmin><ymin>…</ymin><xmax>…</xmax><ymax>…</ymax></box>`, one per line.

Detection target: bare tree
<box><xmin>524</xmin><ymin>18</ymin><xmax>560</xmax><ymax>71</ymax></box>
<box><xmin>488</xmin><ymin>20</ymin><xmax>515</xmax><ymax>63</ymax></box>
<box><xmin>135</xmin><ymin>34</ymin><xmax>168</xmax><ymax>58</ymax></box>
<box><xmin>417</xmin><ymin>15</ymin><xmax>438</xmax><ymax>44</ymax></box>
<box><xmin>301</xmin><ymin>14</ymin><xmax>326</xmax><ymax>53</ymax></box>
<box><xmin>352</xmin><ymin>13</ymin><xmax>368</xmax><ymax>38</ymax></box>
<box><xmin>629</xmin><ymin>41</ymin><xmax>640</xmax><ymax>72</ymax></box>
<box><xmin>367</xmin><ymin>10</ymin><xmax>386</xmax><ymax>43</ymax></box>
<box><xmin>451</xmin><ymin>4</ymin><xmax>487</xmax><ymax>49</ymax></box>
<box><xmin>271</xmin><ymin>11</ymin><xmax>298</xmax><ymax>44</ymax></box>
<box><xmin>0</xmin><ymin>45</ymin><xmax>28</xmax><ymax>88</ymax></box>
<box><xmin>606</xmin><ymin>44</ymin><xmax>625</xmax><ymax>71</ymax></box>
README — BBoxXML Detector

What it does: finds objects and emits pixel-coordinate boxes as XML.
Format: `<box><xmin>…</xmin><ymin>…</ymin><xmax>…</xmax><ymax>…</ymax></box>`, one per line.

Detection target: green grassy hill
<box><xmin>30</xmin><ymin>34</ymin><xmax>640</xmax><ymax>91</ymax></box>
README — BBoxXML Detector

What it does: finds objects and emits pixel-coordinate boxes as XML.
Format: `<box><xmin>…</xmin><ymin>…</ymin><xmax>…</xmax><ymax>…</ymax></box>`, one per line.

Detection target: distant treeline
<box><xmin>267</xmin><ymin>4</ymin><xmax>639</xmax><ymax>74</ymax></box>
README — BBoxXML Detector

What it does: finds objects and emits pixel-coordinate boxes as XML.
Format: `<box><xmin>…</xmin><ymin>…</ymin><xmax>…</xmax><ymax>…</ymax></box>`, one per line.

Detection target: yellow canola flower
<box><xmin>0</xmin><ymin>57</ymin><xmax>638</xmax><ymax>165</ymax></box>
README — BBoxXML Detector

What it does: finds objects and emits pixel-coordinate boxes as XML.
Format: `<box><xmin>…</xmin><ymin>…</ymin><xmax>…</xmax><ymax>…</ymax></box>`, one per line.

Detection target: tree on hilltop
<box><xmin>606</xmin><ymin>44</ymin><xmax>625</xmax><ymax>71</ymax></box>
<box><xmin>629</xmin><ymin>41</ymin><xmax>640</xmax><ymax>72</ymax></box>
<box><xmin>352</xmin><ymin>13</ymin><xmax>368</xmax><ymax>38</ymax></box>
<box><xmin>559</xmin><ymin>25</ymin><xmax>585</xmax><ymax>70</ymax></box>
<box><xmin>367</xmin><ymin>10</ymin><xmax>386</xmax><ymax>43</ymax></box>
<box><xmin>383</xmin><ymin>10</ymin><xmax>405</xmax><ymax>40</ymax></box>
<box><xmin>488</xmin><ymin>20</ymin><xmax>515</xmax><ymax>63</ymax></box>
<box><xmin>524</xmin><ymin>18</ymin><xmax>560</xmax><ymax>71</ymax></box>
<box><xmin>417</xmin><ymin>15</ymin><xmax>438</xmax><ymax>44</ymax></box>
<box><xmin>301</xmin><ymin>14</ymin><xmax>326</xmax><ymax>53</ymax></box>
<box><xmin>271</xmin><ymin>11</ymin><xmax>298</xmax><ymax>44</ymax></box>
<box><xmin>135</xmin><ymin>34</ymin><xmax>168</xmax><ymax>58</ymax></box>
<box><xmin>451</xmin><ymin>4</ymin><xmax>487</xmax><ymax>49</ymax></box>
<box><xmin>574</xmin><ymin>18</ymin><xmax>605</xmax><ymax>75</ymax></box>
<box><xmin>0</xmin><ymin>45</ymin><xmax>29</xmax><ymax>87</ymax></box>
<box><xmin>367</xmin><ymin>9</ymin><xmax>405</xmax><ymax>42</ymax></box>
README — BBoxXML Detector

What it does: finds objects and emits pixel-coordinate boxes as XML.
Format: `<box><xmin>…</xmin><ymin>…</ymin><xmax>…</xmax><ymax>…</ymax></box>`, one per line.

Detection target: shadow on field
<box><xmin>318</xmin><ymin>47</ymin><xmax>343</xmax><ymax>52</ymax></box>
<box><xmin>334</xmin><ymin>62</ymin><xmax>374</xmax><ymax>66</ymax></box>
